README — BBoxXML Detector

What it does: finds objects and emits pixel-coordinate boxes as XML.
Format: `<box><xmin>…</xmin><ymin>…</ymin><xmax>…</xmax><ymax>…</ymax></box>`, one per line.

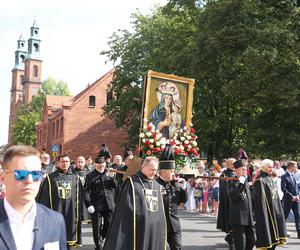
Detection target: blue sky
<box><xmin>0</xmin><ymin>0</ymin><xmax>167</xmax><ymax>146</ymax></box>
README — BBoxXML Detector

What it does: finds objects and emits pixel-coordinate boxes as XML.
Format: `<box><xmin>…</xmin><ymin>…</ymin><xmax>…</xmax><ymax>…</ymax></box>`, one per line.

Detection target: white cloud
<box><xmin>0</xmin><ymin>0</ymin><xmax>167</xmax><ymax>145</ymax></box>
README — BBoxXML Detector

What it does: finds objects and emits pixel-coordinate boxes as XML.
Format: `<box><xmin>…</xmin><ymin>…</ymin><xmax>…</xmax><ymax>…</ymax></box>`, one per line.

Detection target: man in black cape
<box><xmin>156</xmin><ymin>144</ymin><xmax>188</xmax><ymax>250</ymax></box>
<box><xmin>228</xmin><ymin>160</ymin><xmax>255</xmax><ymax>250</ymax></box>
<box><xmin>103</xmin><ymin>156</ymin><xmax>167</xmax><ymax>250</ymax></box>
<box><xmin>252</xmin><ymin>159</ymin><xmax>287</xmax><ymax>249</ymax></box>
<box><xmin>217</xmin><ymin>158</ymin><xmax>236</xmax><ymax>249</ymax></box>
<box><xmin>74</xmin><ymin>155</ymin><xmax>92</xmax><ymax>223</ymax></box>
<box><xmin>37</xmin><ymin>154</ymin><xmax>83</xmax><ymax>249</ymax></box>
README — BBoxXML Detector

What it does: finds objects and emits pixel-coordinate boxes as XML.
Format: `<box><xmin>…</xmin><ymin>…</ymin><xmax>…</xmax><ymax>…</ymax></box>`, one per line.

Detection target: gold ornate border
<box><xmin>143</xmin><ymin>70</ymin><xmax>195</xmax><ymax>129</ymax></box>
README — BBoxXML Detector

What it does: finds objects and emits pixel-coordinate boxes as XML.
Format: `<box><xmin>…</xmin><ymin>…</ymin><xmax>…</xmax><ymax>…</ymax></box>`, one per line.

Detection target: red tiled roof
<box><xmin>45</xmin><ymin>95</ymin><xmax>73</xmax><ymax>108</ymax></box>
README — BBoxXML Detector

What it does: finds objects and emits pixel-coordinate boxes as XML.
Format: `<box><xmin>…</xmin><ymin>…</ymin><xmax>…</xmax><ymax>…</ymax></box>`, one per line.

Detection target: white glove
<box><xmin>108</xmin><ymin>168</ymin><xmax>115</xmax><ymax>177</ymax></box>
<box><xmin>87</xmin><ymin>205</ymin><xmax>95</xmax><ymax>214</ymax></box>
<box><xmin>180</xmin><ymin>179</ymin><xmax>187</xmax><ymax>190</ymax></box>
<box><xmin>239</xmin><ymin>176</ymin><xmax>246</xmax><ymax>184</ymax></box>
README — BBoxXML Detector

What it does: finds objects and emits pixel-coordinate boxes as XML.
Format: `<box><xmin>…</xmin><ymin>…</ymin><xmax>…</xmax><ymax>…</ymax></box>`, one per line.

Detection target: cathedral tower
<box><xmin>23</xmin><ymin>19</ymin><xmax>42</xmax><ymax>105</ymax></box>
<box><xmin>8</xmin><ymin>20</ymin><xmax>43</xmax><ymax>144</ymax></box>
<box><xmin>8</xmin><ymin>33</ymin><xmax>27</xmax><ymax>144</ymax></box>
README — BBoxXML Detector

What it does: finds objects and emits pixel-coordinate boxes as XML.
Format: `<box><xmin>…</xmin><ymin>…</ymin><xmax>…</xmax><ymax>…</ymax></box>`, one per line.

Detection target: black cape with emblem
<box><xmin>74</xmin><ymin>167</ymin><xmax>92</xmax><ymax>223</ymax></box>
<box><xmin>217</xmin><ymin>168</ymin><xmax>235</xmax><ymax>232</ymax></box>
<box><xmin>36</xmin><ymin>167</ymin><xmax>83</xmax><ymax>246</ymax></box>
<box><xmin>103</xmin><ymin>171</ymin><xmax>167</xmax><ymax>250</ymax></box>
<box><xmin>252</xmin><ymin>171</ymin><xmax>287</xmax><ymax>248</ymax></box>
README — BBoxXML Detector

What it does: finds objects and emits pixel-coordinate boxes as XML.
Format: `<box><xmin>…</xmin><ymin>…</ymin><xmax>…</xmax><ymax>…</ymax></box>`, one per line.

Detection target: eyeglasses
<box><xmin>4</xmin><ymin>170</ymin><xmax>44</xmax><ymax>181</ymax></box>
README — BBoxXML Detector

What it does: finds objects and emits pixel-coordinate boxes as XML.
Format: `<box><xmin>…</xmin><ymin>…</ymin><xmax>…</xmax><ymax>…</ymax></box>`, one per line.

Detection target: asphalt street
<box><xmin>80</xmin><ymin>210</ymin><xmax>300</xmax><ymax>250</ymax></box>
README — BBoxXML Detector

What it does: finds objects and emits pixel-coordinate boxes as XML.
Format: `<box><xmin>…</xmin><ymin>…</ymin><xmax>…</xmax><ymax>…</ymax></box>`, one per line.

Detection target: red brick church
<box><xmin>8</xmin><ymin>21</ymin><xmax>127</xmax><ymax>160</ymax></box>
<box><xmin>8</xmin><ymin>20</ymin><xmax>43</xmax><ymax>144</ymax></box>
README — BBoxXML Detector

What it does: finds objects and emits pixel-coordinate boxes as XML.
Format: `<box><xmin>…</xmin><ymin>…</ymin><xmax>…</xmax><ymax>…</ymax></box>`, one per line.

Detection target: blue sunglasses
<box><xmin>5</xmin><ymin>170</ymin><xmax>44</xmax><ymax>181</ymax></box>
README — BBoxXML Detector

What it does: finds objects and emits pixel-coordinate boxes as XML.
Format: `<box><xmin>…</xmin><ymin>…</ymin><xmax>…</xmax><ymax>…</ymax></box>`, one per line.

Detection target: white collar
<box><xmin>4</xmin><ymin>197</ymin><xmax>37</xmax><ymax>225</ymax></box>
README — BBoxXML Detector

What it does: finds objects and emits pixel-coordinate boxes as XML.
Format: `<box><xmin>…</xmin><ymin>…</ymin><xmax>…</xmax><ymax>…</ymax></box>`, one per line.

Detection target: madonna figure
<box><xmin>148</xmin><ymin>93</ymin><xmax>173</xmax><ymax>139</ymax></box>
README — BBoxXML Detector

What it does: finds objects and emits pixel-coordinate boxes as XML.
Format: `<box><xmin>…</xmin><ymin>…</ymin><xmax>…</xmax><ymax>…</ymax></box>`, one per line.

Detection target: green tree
<box><xmin>101</xmin><ymin>3</ymin><xmax>198</xmax><ymax>145</ymax></box>
<box><xmin>12</xmin><ymin>78</ymin><xmax>71</xmax><ymax>146</ymax></box>
<box><xmin>102</xmin><ymin>0</ymin><xmax>300</xmax><ymax>161</ymax></box>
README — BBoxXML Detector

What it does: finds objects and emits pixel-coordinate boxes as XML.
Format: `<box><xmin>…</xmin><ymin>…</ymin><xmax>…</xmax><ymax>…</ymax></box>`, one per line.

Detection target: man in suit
<box><xmin>228</xmin><ymin>160</ymin><xmax>255</xmax><ymax>250</ymax></box>
<box><xmin>281</xmin><ymin>160</ymin><xmax>300</xmax><ymax>238</ymax></box>
<box><xmin>0</xmin><ymin>145</ymin><xmax>67</xmax><ymax>250</ymax></box>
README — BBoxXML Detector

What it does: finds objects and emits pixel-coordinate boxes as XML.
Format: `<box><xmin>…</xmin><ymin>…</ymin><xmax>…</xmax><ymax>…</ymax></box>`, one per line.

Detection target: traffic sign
<box><xmin>51</xmin><ymin>145</ymin><xmax>59</xmax><ymax>152</ymax></box>
<box><xmin>52</xmin><ymin>152</ymin><xmax>59</xmax><ymax>157</ymax></box>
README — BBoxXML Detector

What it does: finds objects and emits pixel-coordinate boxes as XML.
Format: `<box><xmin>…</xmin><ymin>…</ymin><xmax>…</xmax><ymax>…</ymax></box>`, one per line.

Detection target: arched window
<box><xmin>60</xmin><ymin>117</ymin><xmax>64</xmax><ymax>137</ymax></box>
<box><xmin>20</xmin><ymin>54</ymin><xmax>25</xmax><ymax>62</ymax></box>
<box><xmin>20</xmin><ymin>75</ymin><xmax>24</xmax><ymax>85</ymax></box>
<box><xmin>52</xmin><ymin>122</ymin><xmax>55</xmax><ymax>139</ymax></box>
<box><xmin>56</xmin><ymin>120</ymin><xmax>59</xmax><ymax>138</ymax></box>
<box><xmin>89</xmin><ymin>95</ymin><xmax>96</xmax><ymax>107</ymax></box>
<box><xmin>33</xmin><ymin>65</ymin><xmax>38</xmax><ymax>78</ymax></box>
<box><xmin>107</xmin><ymin>91</ymin><xmax>113</xmax><ymax>103</ymax></box>
<box><xmin>33</xmin><ymin>43</ymin><xmax>39</xmax><ymax>52</ymax></box>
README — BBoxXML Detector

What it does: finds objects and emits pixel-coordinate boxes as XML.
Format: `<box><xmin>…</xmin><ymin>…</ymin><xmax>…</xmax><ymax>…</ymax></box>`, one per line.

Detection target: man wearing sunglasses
<box><xmin>0</xmin><ymin>145</ymin><xmax>67</xmax><ymax>250</ymax></box>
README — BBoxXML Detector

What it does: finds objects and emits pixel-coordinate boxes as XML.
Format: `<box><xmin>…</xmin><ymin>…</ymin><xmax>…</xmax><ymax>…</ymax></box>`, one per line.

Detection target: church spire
<box><xmin>27</xmin><ymin>18</ymin><xmax>41</xmax><ymax>59</ymax></box>
<box><xmin>14</xmin><ymin>32</ymin><xmax>27</xmax><ymax>70</ymax></box>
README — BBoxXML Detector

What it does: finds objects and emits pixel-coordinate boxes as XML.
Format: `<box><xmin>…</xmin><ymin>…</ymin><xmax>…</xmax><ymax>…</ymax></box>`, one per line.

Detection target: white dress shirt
<box><xmin>4</xmin><ymin>198</ymin><xmax>37</xmax><ymax>250</ymax></box>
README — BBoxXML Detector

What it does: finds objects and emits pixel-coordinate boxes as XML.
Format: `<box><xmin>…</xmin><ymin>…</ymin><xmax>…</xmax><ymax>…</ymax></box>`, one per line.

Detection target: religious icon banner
<box><xmin>142</xmin><ymin>70</ymin><xmax>195</xmax><ymax>139</ymax></box>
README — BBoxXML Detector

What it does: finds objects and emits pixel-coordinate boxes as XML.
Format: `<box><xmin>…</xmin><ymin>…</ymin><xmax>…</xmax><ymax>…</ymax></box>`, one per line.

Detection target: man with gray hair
<box><xmin>252</xmin><ymin>159</ymin><xmax>287</xmax><ymax>249</ymax></box>
<box><xmin>103</xmin><ymin>156</ymin><xmax>167</xmax><ymax>250</ymax></box>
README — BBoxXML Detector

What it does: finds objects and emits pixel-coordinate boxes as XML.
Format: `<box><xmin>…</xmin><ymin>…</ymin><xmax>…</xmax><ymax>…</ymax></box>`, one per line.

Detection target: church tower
<box><xmin>23</xmin><ymin>19</ymin><xmax>42</xmax><ymax>105</ymax></box>
<box><xmin>8</xmin><ymin>33</ymin><xmax>27</xmax><ymax>144</ymax></box>
<box><xmin>8</xmin><ymin>20</ymin><xmax>43</xmax><ymax>144</ymax></box>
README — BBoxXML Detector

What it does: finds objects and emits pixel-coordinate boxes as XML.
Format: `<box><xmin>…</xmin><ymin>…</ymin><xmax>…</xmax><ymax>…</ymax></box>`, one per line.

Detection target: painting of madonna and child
<box><xmin>143</xmin><ymin>71</ymin><xmax>195</xmax><ymax>139</ymax></box>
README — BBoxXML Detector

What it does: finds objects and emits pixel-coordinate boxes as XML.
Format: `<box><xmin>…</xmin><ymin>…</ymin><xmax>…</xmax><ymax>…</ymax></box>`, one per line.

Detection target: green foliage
<box><xmin>101</xmin><ymin>4</ymin><xmax>198</xmax><ymax>145</ymax></box>
<box><xmin>102</xmin><ymin>0</ymin><xmax>300</xmax><ymax>160</ymax></box>
<box><xmin>12</xmin><ymin>78</ymin><xmax>71</xmax><ymax>146</ymax></box>
<box><xmin>41</xmin><ymin>77</ymin><xmax>71</xmax><ymax>96</ymax></box>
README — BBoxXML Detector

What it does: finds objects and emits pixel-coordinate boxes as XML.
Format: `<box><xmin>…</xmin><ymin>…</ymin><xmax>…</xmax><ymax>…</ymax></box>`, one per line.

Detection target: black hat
<box><xmin>124</xmin><ymin>147</ymin><xmax>133</xmax><ymax>160</ymax></box>
<box><xmin>159</xmin><ymin>144</ymin><xmax>175</xmax><ymax>170</ymax></box>
<box><xmin>97</xmin><ymin>144</ymin><xmax>112</xmax><ymax>160</ymax></box>
<box><xmin>95</xmin><ymin>156</ymin><xmax>105</xmax><ymax>163</ymax></box>
<box><xmin>234</xmin><ymin>159</ymin><xmax>247</xmax><ymax>169</ymax></box>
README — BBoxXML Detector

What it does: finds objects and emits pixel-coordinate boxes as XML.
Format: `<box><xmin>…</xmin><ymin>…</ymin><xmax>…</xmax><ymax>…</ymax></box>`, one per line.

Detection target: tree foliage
<box><xmin>12</xmin><ymin>77</ymin><xmax>71</xmax><ymax>146</ymax></box>
<box><xmin>102</xmin><ymin>0</ymin><xmax>300</xmax><ymax>160</ymax></box>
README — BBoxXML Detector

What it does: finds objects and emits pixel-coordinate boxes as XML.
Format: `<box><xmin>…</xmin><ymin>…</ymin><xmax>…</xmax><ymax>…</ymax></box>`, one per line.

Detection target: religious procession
<box><xmin>0</xmin><ymin>69</ymin><xmax>299</xmax><ymax>250</ymax></box>
<box><xmin>3</xmin><ymin>0</ymin><xmax>300</xmax><ymax>249</ymax></box>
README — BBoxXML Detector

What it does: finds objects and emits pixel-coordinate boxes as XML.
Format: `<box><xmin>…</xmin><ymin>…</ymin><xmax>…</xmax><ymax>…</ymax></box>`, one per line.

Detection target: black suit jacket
<box><xmin>84</xmin><ymin>169</ymin><xmax>117</xmax><ymax>211</ymax></box>
<box><xmin>281</xmin><ymin>172</ymin><xmax>300</xmax><ymax>203</ymax></box>
<box><xmin>228</xmin><ymin>180</ymin><xmax>254</xmax><ymax>226</ymax></box>
<box><xmin>157</xmin><ymin>177</ymin><xmax>188</xmax><ymax>232</ymax></box>
<box><xmin>0</xmin><ymin>199</ymin><xmax>67</xmax><ymax>250</ymax></box>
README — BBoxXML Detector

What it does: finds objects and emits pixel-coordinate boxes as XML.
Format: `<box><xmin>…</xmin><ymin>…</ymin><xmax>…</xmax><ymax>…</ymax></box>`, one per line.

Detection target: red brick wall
<box><xmin>62</xmin><ymin>73</ymin><xmax>127</xmax><ymax>160</ymax></box>
<box><xmin>37</xmin><ymin>71</ymin><xmax>128</xmax><ymax>161</ymax></box>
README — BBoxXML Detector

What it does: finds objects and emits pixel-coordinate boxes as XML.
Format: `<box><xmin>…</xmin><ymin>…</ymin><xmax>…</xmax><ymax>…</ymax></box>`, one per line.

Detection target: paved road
<box><xmin>80</xmin><ymin>210</ymin><xmax>299</xmax><ymax>249</ymax></box>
